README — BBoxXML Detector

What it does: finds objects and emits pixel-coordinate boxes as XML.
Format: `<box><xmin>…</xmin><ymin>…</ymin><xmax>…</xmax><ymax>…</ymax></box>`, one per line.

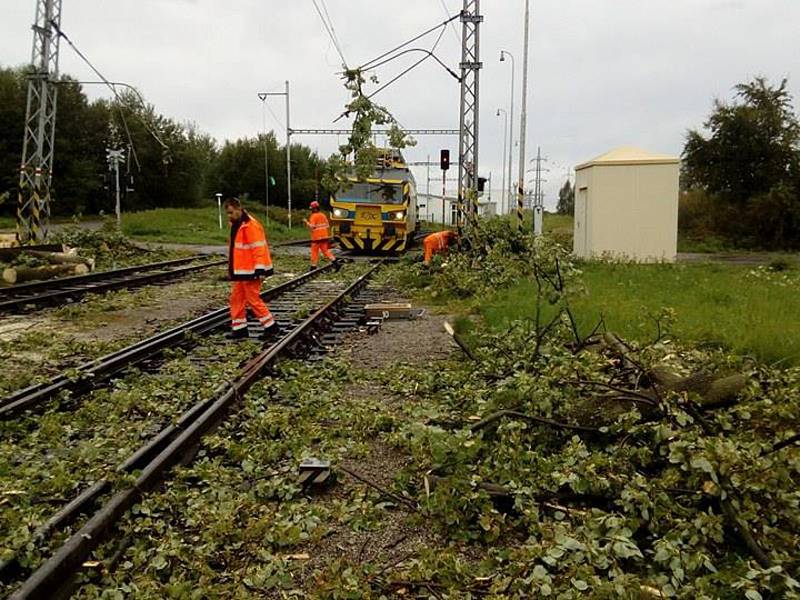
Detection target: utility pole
<box><xmin>106</xmin><ymin>148</ymin><xmax>125</xmax><ymax>227</ymax></box>
<box><xmin>496</xmin><ymin>108</ymin><xmax>508</xmax><ymax>215</ymax></box>
<box><xmin>516</xmin><ymin>0</ymin><xmax>531</xmax><ymax>233</ymax></box>
<box><xmin>529</xmin><ymin>147</ymin><xmax>548</xmax><ymax>233</ymax></box>
<box><xmin>499</xmin><ymin>50</ymin><xmax>515</xmax><ymax>219</ymax></box>
<box><xmin>285</xmin><ymin>80</ymin><xmax>292</xmax><ymax>229</ymax></box>
<box><xmin>533</xmin><ymin>146</ymin><xmax>544</xmax><ymax>235</ymax></box>
<box><xmin>17</xmin><ymin>0</ymin><xmax>63</xmax><ymax>243</ymax></box>
<box><xmin>257</xmin><ymin>93</ymin><xmax>270</xmax><ymax>224</ymax></box>
<box><xmin>457</xmin><ymin>0</ymin><xmax>483</xmax><ymax>230</ymax></box>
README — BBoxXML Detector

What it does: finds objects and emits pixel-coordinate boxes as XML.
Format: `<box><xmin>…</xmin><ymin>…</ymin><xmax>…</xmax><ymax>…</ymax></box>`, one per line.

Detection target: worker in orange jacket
<box><xmin>224</xmin><ymin>198</ymin><xmax>277</xmax><ymax>340</ymax></box>
<box><xmin>423</xmin><ymin>230</ymin><xmax>457</xmax><ymax>265</ymax></box>
<box><xmin>303</xmin><ymin>201</ymin><xmax>340</xmax><ymax>271</ymax></box>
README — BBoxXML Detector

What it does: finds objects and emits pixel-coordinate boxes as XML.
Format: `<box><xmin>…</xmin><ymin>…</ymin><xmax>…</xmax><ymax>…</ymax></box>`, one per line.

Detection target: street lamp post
<box><xmin>499</xmin><ymin>50</ymin><xmax>515</xmax><ymax>217</ymax></box>
<box><xmin>496</xmin><ymin>108</ymin><xmax>508</xmax><ymax>215</ymax></box>
<box><xmin>518</xmin><ymin>0</ymin><xmax>533</xmax><ymax>234</ymax></box>
<box><xmin>257</xmin><ymin>93</ymin><xmax>270</xmax><ymax>224</ymax></box>
<box><xmin>257</xmin><ymin>81</ymin><xmax>293</xmax><ymax>229</ymax></box>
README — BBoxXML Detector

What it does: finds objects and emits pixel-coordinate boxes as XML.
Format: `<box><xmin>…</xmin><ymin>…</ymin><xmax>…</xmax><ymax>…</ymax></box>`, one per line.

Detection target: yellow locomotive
<box><xmin>329</xmin><ymin>150</ymin><xmax>418</xmax><ymax>253</ymax></box>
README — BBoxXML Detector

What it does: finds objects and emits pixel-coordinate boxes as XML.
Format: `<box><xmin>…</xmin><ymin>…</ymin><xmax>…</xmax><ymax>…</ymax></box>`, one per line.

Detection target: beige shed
<box><xmin>573</xmin><ymin>146</ymin><xmax>680</xmax><ymax>262</ymax></box>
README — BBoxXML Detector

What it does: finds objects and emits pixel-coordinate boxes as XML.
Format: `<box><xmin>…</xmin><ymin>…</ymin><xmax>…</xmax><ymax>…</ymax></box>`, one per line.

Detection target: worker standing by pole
<box><xmin>224</xmin><ymin>198</ymin><xmax>278</xmax><ymax>340</ymax></box>
<box><xmin>304</xmin><ymin>201</ymin><xmax>340</xmax><ymax>271</ymax></box>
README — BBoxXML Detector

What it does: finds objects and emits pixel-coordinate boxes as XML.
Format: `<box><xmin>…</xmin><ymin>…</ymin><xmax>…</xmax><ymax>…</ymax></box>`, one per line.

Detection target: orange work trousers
<box><xmin>230</xmin><ymin>280</ymin><xmax>274</xmax><ymax>331</ymax></box>
<box><xmin>423</xmin><ymin>239</ymin><xmax>447</xmax><ymax>264</ymax></box>
<box><xmin>310</xmin><ymin>240</ymin><xmax>336</xmax><ymax>266</ymax></box>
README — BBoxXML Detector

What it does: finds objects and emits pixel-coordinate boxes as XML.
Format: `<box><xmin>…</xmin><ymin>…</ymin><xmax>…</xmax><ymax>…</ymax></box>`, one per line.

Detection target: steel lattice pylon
<box><xmin>457</xmin><ymin>0</ymin><xmax>482</xmax><ymax>226</ymax></box>
<box><xmin>17</xmin><ymin>0</ymin><xmax>62</xmax><ymax>243</ymax></box>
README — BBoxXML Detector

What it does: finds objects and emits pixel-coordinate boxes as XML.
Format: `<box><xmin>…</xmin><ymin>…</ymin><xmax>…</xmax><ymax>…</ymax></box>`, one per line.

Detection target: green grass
<box><xmin>121</xmin><ymin>207</ymin><xmax>308</xmax><ymax>245</ymax></box>
<box><xmin>482</xmin><ymin>261</ymin><xmax>800</xmax><ymax>366</ymax></box>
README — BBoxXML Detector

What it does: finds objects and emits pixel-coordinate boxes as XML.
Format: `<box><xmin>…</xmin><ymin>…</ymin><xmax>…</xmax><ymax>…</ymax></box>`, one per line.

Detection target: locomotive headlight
<box><xmin>332</xmin><ymin>208</ymin><xmax>348</xmax><ymax>218</ymax></box>
<box><xmin>392</xmin><ymin>210</ymin><xmax>405</xmax><ymax>220</ymax></box>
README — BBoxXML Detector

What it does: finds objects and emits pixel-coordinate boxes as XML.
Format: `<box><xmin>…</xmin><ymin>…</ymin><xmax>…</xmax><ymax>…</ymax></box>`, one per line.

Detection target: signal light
<box><xmin>440</xmin><ymin>149</ymin><xmax>450</xmax><ymax>171</ymax></box>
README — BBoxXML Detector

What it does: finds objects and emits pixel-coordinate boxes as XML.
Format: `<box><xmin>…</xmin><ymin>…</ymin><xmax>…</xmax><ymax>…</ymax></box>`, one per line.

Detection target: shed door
<box><xmin>575</xmin><ymin>186</ymin><xmax>589</xmax><ymax>255</ymax></box>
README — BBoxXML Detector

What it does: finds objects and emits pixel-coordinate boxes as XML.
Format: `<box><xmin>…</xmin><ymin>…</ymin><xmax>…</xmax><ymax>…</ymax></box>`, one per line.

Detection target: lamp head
<box><xmin>500</xmin><ymin>51</ymin><xmax>505</xmax><ymax>61</ymax></box>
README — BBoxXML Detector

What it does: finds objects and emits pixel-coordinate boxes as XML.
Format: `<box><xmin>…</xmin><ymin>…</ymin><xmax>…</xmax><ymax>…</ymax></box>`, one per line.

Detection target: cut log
<box><xmin>25</xmin><ymin>250</ymin><xmax>95</xmax><ymax>271</ymax></box>
<box><xmin>2</xmin><ymin>263</ymin><xmax>88</xmax><ymax>284</ymax></box>
<box><xmin>649</xmin><ymin>366</ymin><xmax>747</xmax><ymax>408</ymax></box>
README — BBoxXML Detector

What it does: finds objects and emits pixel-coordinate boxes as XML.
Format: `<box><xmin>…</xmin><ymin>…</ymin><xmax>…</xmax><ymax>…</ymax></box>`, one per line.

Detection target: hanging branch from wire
<box><xmin>49</xmin><ymin>20</ymin><xmax>171</xmax><ymax>170</ymax></box>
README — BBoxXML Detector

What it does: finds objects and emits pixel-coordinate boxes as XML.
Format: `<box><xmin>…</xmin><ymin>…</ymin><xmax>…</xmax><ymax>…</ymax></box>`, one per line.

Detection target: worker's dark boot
<box><xmin>225</xmin><ymin>328</ymin><xmax>249</xmax><ymax>341</ymax></box>
<box><xmin>261</xmin><ymin>322</ymin><xmax>282</xmax><ymax>341</ymax></box>
<box><xmin>308</xmin><ymin>264</ymin><xmax>318</xmax><ymax>272</ymax></box>
<box><xmin>332</xmin><ymin>259</ymin><xmax>342</xmax><ymax>272</ymax></box>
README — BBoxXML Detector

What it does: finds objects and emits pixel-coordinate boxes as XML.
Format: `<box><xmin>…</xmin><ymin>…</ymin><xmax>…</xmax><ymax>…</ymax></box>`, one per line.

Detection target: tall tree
<box><xmin>683</xmin><ymin>77</ymin><xmax>800</xmax><ymax>248</ymax></box>
<box><xmin>556</xmin><ymin>179</ymin><xmax>574</xmax><ymax>215</ymax></box>
<box><xmin>683</xmin><ymin>77</ymin><xmax>800</xmax><ymax>203</ymax></box>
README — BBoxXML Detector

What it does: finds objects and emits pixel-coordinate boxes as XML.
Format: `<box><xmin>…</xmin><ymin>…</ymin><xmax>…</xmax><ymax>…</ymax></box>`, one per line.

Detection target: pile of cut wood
<box><xmin>0</xmin><ymin>243</ymin><xmax>96</xmax><ymax>285</ymax></box>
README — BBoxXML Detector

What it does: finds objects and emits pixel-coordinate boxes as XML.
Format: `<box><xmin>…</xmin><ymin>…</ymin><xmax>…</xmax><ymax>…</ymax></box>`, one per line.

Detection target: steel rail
<box><xmin>0</xmin><ymin>263</ymin><xmax>335</xmax><ymax>418</ymax></box>
<box><xmin>0</xmin><ymin>255</ymin><xmax>210</xmax><ymax>297</ymax></box>
<box><xmin>8</xmin><ymin>261</ymin><xmax>383</xmax><ymax>599</ymax></box>
<box><xmin>0</xmin><ymin>257</ymin><xmax>225</xmax><ymax>312</ymax></box>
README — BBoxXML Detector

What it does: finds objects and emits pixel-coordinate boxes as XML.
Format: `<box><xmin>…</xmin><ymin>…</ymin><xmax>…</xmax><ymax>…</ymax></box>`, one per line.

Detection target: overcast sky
<box><xmin>2</xmin><ymin>0</ymin><xmax>799</xmax><ymax>210</ymax></box>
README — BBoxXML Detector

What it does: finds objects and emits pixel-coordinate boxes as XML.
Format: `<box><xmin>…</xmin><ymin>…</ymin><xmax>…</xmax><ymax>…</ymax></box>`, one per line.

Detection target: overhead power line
<box><xmin>310</xmin><ymin>0</ymin><xmax>348</xmax><ymax>67</ymax></box>
<box><xmin>357</xmin><ymin>13</ymin><xmax>459</xmax><ymax>72</ymax></box>
<box><xmin>50</xmin><ymin>20</ymin><xmax>171</xmax><ymax>171</ymax></box>
<box><xmin>438</xmin><ymin>0</ymin><xmax>462</xmax><ymax>45</ymax></box>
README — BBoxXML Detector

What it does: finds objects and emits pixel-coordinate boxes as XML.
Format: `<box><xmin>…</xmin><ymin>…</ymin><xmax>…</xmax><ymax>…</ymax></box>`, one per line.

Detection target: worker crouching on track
<box><xmin>224</xmin><ymin>198</ymin><xmax>278</xmax><ymax>340</ymax></box>
<box><xmin>423</xmin><ymin>230</ymin><xmax>458</xmax><ymax>265</ymax></box>
<box><xmin>303</xmin><ymin>201</ymin><xmax>340</xmax><ymax>272</ymax></box>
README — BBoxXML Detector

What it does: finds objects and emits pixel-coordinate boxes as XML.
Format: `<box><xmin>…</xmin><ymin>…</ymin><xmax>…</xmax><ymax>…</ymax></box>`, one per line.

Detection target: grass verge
<box><xmin>482</xmin><ymin>261</ymin><xmax>800</xmax><ymax>366</ymax></box>
<box><xmin>121</xmin><ymin>207</ymin><xmax>309</xmax><ymax>245</ymax></box>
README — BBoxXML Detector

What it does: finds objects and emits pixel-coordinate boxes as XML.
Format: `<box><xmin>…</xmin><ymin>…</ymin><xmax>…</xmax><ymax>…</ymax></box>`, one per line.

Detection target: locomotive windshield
<box><xmin>337</xmin><ymin>182</ymin><xmax>404</xmax><ymax>205</ymax></box>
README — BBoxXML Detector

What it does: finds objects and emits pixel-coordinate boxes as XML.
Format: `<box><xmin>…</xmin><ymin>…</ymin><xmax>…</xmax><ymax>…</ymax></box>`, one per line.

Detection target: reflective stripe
<box><xmin>234</xmin><ymin>240</ymin><xmax>267</xmax><ymax>250</ymax></box>
<box><xmin>259</xmin><ymin>315</ymin><xmax>274</xmax><ymax>325</ymax></box>
<box><xmin>232</xmin><ymin>318</ymin><xmax>247</xmax><ymax>324</ymax></box>
<box><xmin>231</xmin><ymin>322</ymin><xmax>248</xmax><ymax>331</ymax></box>
<box><xmin>310</xmin><ymin>223</ymin><xmax>327</xmax><ymax>230</ymax></box>
<box><xmin>253</xmin><ymin>263</ymin><xmax>270</xmax><ymax>271</ymax></box>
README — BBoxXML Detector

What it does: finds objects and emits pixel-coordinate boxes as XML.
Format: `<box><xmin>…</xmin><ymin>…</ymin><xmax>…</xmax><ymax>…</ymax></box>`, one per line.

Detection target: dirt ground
<box><xmin>282</xmin><ymin>303</ymin><xmax>460</xmax><ymax>593</ymax></box>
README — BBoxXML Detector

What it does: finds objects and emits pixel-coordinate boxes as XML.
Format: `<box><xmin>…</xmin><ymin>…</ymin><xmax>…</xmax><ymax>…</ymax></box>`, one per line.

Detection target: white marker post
<box><xmin>216</xmin><ymin>193</ymin><xmax>223</xmax><ymax>229</ymax></box>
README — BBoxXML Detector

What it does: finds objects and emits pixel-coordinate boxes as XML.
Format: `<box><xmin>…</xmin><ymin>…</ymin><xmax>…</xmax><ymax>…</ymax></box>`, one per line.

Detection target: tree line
<box><xmin>0</xmin><ymin>65</ymin><xmax>329</xmax><ymax>218</ymax></box>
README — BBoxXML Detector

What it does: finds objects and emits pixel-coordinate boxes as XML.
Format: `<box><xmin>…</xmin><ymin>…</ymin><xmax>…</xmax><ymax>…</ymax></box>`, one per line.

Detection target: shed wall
<box><xmin>573</xmin><ymin>163</ymin><xmax>678</xmax><ymax>262</ymax></box>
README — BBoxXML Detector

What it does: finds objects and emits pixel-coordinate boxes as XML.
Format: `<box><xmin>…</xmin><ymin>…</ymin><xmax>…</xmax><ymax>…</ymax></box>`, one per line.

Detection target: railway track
<box><xmin>1</xmin><ymin>261</ymin><xmax>385</xmax><ymax>598</ymax></box>
<box><xmin>0</xmin><ymin>255</ymin><xmax>225</xmax><ymax>313</ymax></box>
<box><xmin>0</xmin><ymin>263</ymin><xmax>334</xmax><ymax>419</ymax></box>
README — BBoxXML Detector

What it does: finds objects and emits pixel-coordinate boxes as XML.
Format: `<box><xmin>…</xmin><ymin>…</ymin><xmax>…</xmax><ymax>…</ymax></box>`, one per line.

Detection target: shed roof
<box><xmin>576</xmin><ymin>146</ymin><xmax>680</xmax><ymax>170</ymax></box>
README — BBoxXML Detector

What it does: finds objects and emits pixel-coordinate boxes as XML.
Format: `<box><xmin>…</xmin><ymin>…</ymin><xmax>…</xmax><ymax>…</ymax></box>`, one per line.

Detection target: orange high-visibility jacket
<box><xmin>228</xmin><ymin>211</ymin><xmax>273</xmax><ymax>280</ymax></box>
<box><xmin>307</xmin><ymin>211</ymin><xmax>331</xmax><ymax>241</ymax></box>
<box><xmin>424</xmin><ymin>230</ymin><xmax>455</xmax><ymax>252</ymax></box>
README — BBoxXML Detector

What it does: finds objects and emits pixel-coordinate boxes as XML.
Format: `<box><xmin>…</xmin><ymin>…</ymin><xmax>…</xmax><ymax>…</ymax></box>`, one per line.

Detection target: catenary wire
<box><xmin>438</xmin><ymin>0</ymin><xmax>462</xmax><ymax>45</ymax></box>
<box><xmin>49</xmin><ymin>21</ymin><xmax>173</xmax><ymax>171</ymax></box>
<box><xmin>357</xmin><ymin>13</ymin><xmax>459</xmax><ymax>72</ymax></box>
<box><xmin>310</xmin><ymin>0</ymin><xmax>348</xmax><ymax>67</ymax></box>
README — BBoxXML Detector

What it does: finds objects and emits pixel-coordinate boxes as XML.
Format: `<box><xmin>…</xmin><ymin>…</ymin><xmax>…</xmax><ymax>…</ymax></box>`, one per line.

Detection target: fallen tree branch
<box><xmin>564</xmin><ymin>380</ymin><xmax>658</xmax><ymax>407</ymax></box>
<box><xmin>649</xmin><ymin>367</ymin><xmax>747</xmax><ymax>408</ymax></box>
<box><xmin>339</xmin><ymin>465</ymin><xmax>418</xmax><ymax>511</ymax></box>
<box><xmin>443</xmin><ymin>321</ymin><xmax>477</xmax><ymax>361</ymax></box>
<box><xmin>719</xmin><ymin>497</ymin><xmax>772</xmax><ymax>568</ymax></box>
<box><xmin>762</xmin><ymin>432</ymin><xmax>800</xmax><ymax>456</ymax></box>
<box><xmin>469</xmin><ymin>409</ymin><xmax>605</xmax><ymax>436</ymax></box>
